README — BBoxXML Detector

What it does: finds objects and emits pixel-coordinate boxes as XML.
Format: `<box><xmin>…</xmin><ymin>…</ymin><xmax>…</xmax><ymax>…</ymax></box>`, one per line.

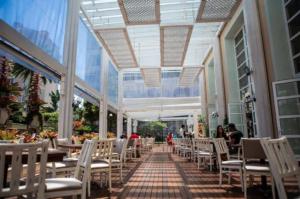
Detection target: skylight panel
<box><xmin>127</xmin><ymin>25</ymin><xmax>160</xmax><ymax>67</ymax></box>
<box><xmin>184</xmin><ymin>23</ymin><xmax>221</xmax><ymax>65</ymax></box>
<box><xmin>81</xmin><ymin>0</ymin><xmax>125</xmax><ymax>28</ymax></box>
<box><xmin>160</xmin><ymin>0</ymin><xmax>200</xmax><ymax>25</ymax></box>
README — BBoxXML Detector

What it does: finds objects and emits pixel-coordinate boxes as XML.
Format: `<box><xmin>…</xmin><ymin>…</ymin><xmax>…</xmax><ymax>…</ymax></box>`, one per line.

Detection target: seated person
<box><xmin>216</xmin><ymin>125</ymin><xmax>228</xmax><ymax>140</ymax></box>
<box><xmin>166</xmin><ymin>132</ymin><xmax>173</xmax><ymax>145</ymax></box>
<box><xmin>130</xmin><ymin>132</ymin><xmax>139</xmax><ymax>139</ymax></box>
<box><xmin>227</xmin><ymin>123</ymin><xmax>243</xmax><ymax>153</ymax></box>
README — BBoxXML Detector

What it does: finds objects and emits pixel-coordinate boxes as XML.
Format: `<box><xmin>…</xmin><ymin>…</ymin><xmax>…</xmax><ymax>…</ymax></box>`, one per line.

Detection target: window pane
<box><xmin>76</xmin><ymin>19</ymin><xmax>102</xmax><ymax>91</ymax></box>
<box><xmin>278</xmin><ymin>98</ymin><xmax>300</xmax><ymax>115</ymax></box>
<box><xmin>123</xmin><ymin>70</ymin><xmax>199</xmax><ymax>98</ymax></box>
<box><xmin>280</xmin><ymin>118</ymin><xmax>300</xmax><ymax>135</ymax></box>
<box><xmin>287</xmin><ymin>137</ymin><xmax>300</xmax><ymax>155</ymax></box>
<box><xmin>0</xmin><ymin>0</ymin><xmax>67</xmax><ymax>64</ymax></box>
<box><xmin>285</xmin><ymin>0</ymin><xmax>300</xmax><ymax>20</ymax></box>
<box><xmin>108</xmin><ymin>62</ymin><xmax>118</xmax><ymax>105</ymax></box>
<box><xmin>276</xmin><ymin>81</ymin><xmax>300</xmax><ymax>97</ymax></box>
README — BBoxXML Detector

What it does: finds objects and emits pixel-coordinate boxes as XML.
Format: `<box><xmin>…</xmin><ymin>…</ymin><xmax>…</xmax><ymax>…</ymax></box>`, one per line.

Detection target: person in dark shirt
<box><xmin>228</xmin><ymin>123</ymin><xmax>243</xmax><ymax>153</ymax></box>
<box><xmin>228</xmin><ymin>123</ymin><xmax>243</xmax><ymax>144</ymax></box>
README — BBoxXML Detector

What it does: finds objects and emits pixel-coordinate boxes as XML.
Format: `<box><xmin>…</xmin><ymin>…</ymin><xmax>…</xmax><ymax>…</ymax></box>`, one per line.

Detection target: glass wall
<box><xmin>123</xmin><ymin>70</ymin><xmax>200</xmax><ymax>98</ymax></box>
<box><xmin>0</xmin><ymin>49</ymin><xmax>60</xmax><ymax>135</ymax></box>
<box><xmin>0</xmin><ymin>0</ymin><xmax>68</xmax><ymax>64</ymax></box>
<box><xmin>108</xmin><ymin>62</ymin><xmax>118</xmax><ymax>105</ymax></box>
<box><xmin>76</xmin><ymin>19</ymin><xmax>102</xmax><ymax>91</ymax></box>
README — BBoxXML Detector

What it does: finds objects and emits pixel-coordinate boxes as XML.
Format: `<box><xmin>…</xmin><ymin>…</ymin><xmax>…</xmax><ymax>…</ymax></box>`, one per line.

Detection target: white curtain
<box><xmin>0</xmin><ymin>0</ymin><xmax>68</xmax><ymax>64</ymax></box>
<box><xmin>76</xmin><ymin>19</ymin><xmax>102</xmax><ymax>92</ymax></box>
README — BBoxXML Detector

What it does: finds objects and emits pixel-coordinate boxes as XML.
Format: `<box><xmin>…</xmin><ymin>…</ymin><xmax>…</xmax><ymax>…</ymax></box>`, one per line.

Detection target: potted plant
<box><xmin>26</xmin><ymin>73</ymin><xmax>46</xmax><ymax>133</ymax></box>
<box><xmin>0</xmin><ymin>57</ymin><xmax>22</xmax><ymax>129</ymax></box>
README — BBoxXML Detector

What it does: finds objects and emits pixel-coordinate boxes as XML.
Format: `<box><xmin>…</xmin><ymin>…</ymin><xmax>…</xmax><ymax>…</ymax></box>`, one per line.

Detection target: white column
<box><xmin>199</xmin><ymin>70</ymin><xmax>208</xmax><ymax>122</ymax></box>
<box><xmin>243</xmin><ymin>0</ymin><xmax>273</xmax><ymax>137</ymax></box>
<box><xmin>116</xmin><ymin>70</ymin><xmax>123</xmax><ymax>139</ymax></box>
<box><xmin>117</xmin><ymin>111</ymin><xmax>123</xmax><ymax>139</ymax></box>
<box><xmin>58</xmin><ymin>0</ymin><xmax>80</xmax><ymax>140</ymax></box>
<box><xmin>213</xmin><ymin>38</ymin><xmax>226</xmax><ymax>124</ymax></box>
<box><xmin>133</xmin><ymin>119</ymin><xmax>138</xmax><ymax>133</ymax></box>
<box><xmin>193</xmin><ymin>113</ymin><xmax>199</xmax><ymax>138</ymax></box>
<box><xmin>127</xmin><ymin>116</ymin><xmax>132</xmax><ymax>138</ymax></box>
<box><xmin>99</xmin><ymin>52</ymin><xmax>109</xmax><ymax>138</ymax></box>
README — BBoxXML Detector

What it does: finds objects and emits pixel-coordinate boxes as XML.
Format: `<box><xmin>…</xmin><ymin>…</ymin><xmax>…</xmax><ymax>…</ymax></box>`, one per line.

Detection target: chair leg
<box><xmin>270</xmin><ymin>176</ymin><xmax>275</xmax><ymax>199</ymax></box>
<box><xmin>209</xmin><ymin>157</ymin><xmax>212</xmax><ymax>171</ymax></box>
<box><xmin>219</xmin><ymin>168</ymin><xmax>223</xmax><ymax>186</ymax></box>
<box><xmin>239</xmin><ymin>168</ymin><xmax>244</xmax><ymax>192</ymax></box>
<box><xmin>109</xmin><ymin>170</ymin><xmax>112</xmax><ymax>193</ymax></box>
<box><xmin>244</xmin><ymin>173</ymin><xmax>247</xmax><ymax>198</ymax></box>
<box><xmin>120</xmin><ymin>165</ymin><xmax>123</xmax><ymax>183</ymax></box>
<box><xmin>228</xmin><ymin>171</ymin><xmax>231</xmax><ymax>184</ymax></box>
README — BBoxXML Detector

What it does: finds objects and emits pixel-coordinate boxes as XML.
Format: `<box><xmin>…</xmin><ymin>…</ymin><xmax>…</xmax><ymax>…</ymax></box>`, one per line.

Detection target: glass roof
<box><xmin>80</xmin><ymin>0</ymin><xmax>225</xmax><ymax>68</ymax></box>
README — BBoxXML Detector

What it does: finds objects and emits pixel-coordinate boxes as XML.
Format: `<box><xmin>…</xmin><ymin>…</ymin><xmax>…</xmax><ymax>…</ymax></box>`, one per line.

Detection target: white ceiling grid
<box><xmin>97</xmin><ymin>28</ymin><xmax>137</xmax><ymax>68</ymax></box>
<box><xmin>179</xmin><ymin>67</ymin><xmax>202</xmax><ymax>86</ymax></box>
<box><xmin>81</xmin><ymin>0</ymin><xmax>241</xmax><ymax>87</ymax></box>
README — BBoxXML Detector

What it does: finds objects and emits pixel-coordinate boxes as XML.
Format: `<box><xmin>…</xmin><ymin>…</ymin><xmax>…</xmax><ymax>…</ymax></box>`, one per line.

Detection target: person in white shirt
<box><xmin>179</xmin><ymin>125</ymin><xmax>185</xmax><ymax>138</ymax></box>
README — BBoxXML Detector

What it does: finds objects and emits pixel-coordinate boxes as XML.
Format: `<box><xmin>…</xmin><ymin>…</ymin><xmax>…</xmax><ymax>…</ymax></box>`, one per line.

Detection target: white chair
<box><xmin>89</xmin><ymin>139</ymin><xmax>114</xmax><ymax>195</ymax></box>
<box><xmin>0</xmin><ymin>141</ymin><xmax>48</xmax><ymax>198</ymax></box>
<box><xmin>242</xmin><ymin>138</ymin><xmax>275</xmax><ymax>198</ymax></box>
<box><xmin>213</xmin><ymin>138</ymin><xmax>243</xmax><ymax>190</ymax></box>
<box><xmin>179</xmin><ymin>138</ymin><xmax>193</xmax><ymax>158</ymax></box>
<box><xmin>44</xmin><ymin>139</ymin><xmax>96</xmax><ymax>199</ymax></box>
<box><xmin>174</xmin><ymin>138</ymin><xmax>182</xmax><ymax>155</ymax></box>
<box><xmin>125</xmin><ymin>139</ymin><xmax>137</xmax><ymax>160</ymax></box>
<box><xmin>112</xmin><ymin>139</ymin><xmax>129</xmax><ymax>182</ymax></box>
<box><xmin>196</xmin><ymin>138</ymin><xmax>215</xmax><ymax>171</ymax></box>
<box><xmin>47</xmin><ymin>138</ymin><xmax>77</xmax><ymax>177</ymax></box>
<box><xmin>260</xmin><ymin>137</ymin><xmax>300</xmax><ymax>199</ymax></box>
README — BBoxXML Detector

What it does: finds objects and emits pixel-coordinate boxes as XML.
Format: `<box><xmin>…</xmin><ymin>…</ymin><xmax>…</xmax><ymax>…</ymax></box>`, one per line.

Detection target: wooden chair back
<box><xmin>260</xmin><ymin>137</ymin><xmax>300</xmax><ymax>199</ymax></box>
<box><xmin>0</xmin><ymin>141</ymin><xmax>48</xmax><ymax>198</ymax></box>
<box><xmin>242</xmin><ymin>138</ymin><xmax>266</xmax><ymax>161</ymax></box>
<box><xmin>196</xmin><ymin>138</ymin><xmax>211</xmax><ymax>152</ymax></box>
<box><xmin>114</xmin><ymin>139</ymin><xmax>128</xmax><ymax>160</ymax></box>
<box><xmin>74</xmin><ymin>139</ymin><xmax>96</xmax><ymax>180</ymax></box>
<box><xmin>214</xmin><ymin>138</ymin><xmax>230</xmax><ymax>162</ymax></box>
<box><xmin>93</xmin><ymin>139</ymin><xmax>114</xmax><ymax>162</ymax></box>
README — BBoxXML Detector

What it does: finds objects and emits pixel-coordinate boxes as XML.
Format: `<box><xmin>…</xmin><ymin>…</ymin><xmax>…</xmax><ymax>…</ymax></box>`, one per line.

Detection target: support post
<box><xmin>193</xmin><ymin>113</ymin><xmax>199</xmax><ymax>138</ymax></box>
<box><xmin>243</xmin><ymin>0</ymin><xmax>274</xmax><ymax>137</ymax></box>
<box><xmin>58</xmin><ymin>0</ymin><xmax>80</xmax><ymax>141</ymax></box>
<box><xmin>213</xmin><ymin>38</ymin><xmax>226</xmax><ymax>124</ymax></box>
<box><xmin>117</xmin><ymin>110</ymin><xmax>123</xmax><ymax>139</ymax></box>
<box><xmin>99</xmin><ymin>51</ymin><xmax>109</xmax><ymax>138</ymax></box>
<box><xmin>127</xmin><ymin>116</ymin><xmax>132</xmax><ymax>138</ymax></box>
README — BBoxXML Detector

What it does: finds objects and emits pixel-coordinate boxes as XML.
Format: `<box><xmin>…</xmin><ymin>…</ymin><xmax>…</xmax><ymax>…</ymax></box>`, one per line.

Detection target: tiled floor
<box><xmin>89</xmin><ymin>145</ymin><xmax>300</xmax><ymax>199</ymax></box>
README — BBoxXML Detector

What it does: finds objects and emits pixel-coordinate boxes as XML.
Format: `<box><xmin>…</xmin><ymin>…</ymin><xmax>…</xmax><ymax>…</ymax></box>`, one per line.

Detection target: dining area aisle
<box><xmin>90</xmin><ymin>144</ymin><xmax>298</xmax><ymax>199</ymax></box>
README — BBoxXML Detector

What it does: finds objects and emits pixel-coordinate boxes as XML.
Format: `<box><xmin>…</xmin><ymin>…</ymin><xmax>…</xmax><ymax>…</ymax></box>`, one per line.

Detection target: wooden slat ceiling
<box><xmin>140</xmin><ymin>68</ymin><xmax>161</xmax><ymax>87</ymax></box>
<box><xmin>118</xmin><ymin>0</ymin><xmax>160</xmax><ymax>25</ymax></box>
<box><xmin>179</xmin><ymin>67</ymin><xmax>202</xmax><ymax>86</ymax></box>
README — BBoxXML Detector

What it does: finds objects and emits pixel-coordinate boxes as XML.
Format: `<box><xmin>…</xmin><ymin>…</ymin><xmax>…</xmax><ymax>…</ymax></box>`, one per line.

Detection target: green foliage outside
<box><xmin>42</xmin><ymin>112</ymin><xmax>58</xmax><ymax>131</ymax></box>
<box><xmin>138</xmin><ymin>121</ymin><xmax>167</xmax><ymax>142</ymax></box>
